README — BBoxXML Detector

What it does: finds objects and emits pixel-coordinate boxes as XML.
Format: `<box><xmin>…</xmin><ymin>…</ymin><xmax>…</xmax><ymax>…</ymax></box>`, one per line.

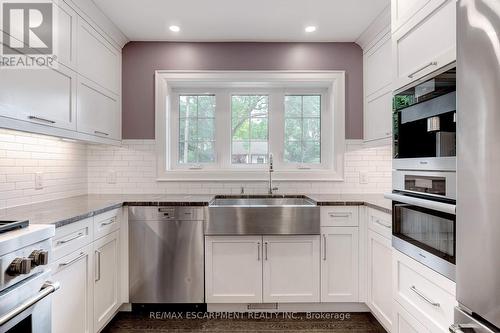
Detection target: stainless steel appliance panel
<box><xmin>129</xmin><ymin>207</ymin><xmax>204</xmax><ymax>303</ymax></box>
<box><xmin>457</xmin><ymin>0</ymin><xmax>500</xmax><ymax>329</ymax></box>
<box><xmin>206</xmin><ymin>206</ymin><xmax>320</xmax><ymax>235</ymax></box>
<box><xmin>393</xmin><ymin>169</ymin><xmax>456</xmax><ymax>200</ymax></box>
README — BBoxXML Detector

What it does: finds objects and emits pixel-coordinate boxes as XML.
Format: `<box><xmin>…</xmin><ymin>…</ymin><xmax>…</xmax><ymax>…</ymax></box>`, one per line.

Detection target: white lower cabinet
<box><xmin>205</xmin><ymin>236</ymin><xmax>263</xmax><ymax>303</ymax></box>
<box><xmin>393</xmin><ymin>300</ymin><xmax>430</xmax><ymax>333</ymax></box>
<box><xmin>263</xmin><ymin>236</ymin><xmax>320</xmax><ymax>303</ymax></box>
<box><xmin>367</xmin><ymin>229</ymin><xmax>393</xmax><ymax>331</ymax></box>
<box><xmin>320</xmin><ymin>227</ymin><xmax>359</xmax><ymax>302</ymax></box>
<box><xmin>51</xmin><ymin>244</ymin><xmax>93</xmax><ymax>333</ymax></box>
<box><xmin>93</xmin><ymin>230</ymin><xmax>120</xmax><ymax>332</ymax></box>
<box><xmin>205</xmin><ymin>235</ymin><xmax>320</xmax><ymax>304</ymax></box>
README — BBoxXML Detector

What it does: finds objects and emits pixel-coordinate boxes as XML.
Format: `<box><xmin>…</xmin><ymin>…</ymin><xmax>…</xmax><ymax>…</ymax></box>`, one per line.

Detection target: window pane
<box><xmin>285</xmin><ymin>118</ymin><xmax>302</xmax><ymax>141</ymax></box>
<box><xmin>303</xmin><ymin>95</ymin><xmax>321</xmax><ymax>116</ymax></box>
<box><xmin>303</xmin><ymin>118</ymin><xmax>320</xmax><ymax>141</ymax></box>
<box><xmin>284</xmin><ymin>141</ymin><xmax>302</xmax><ymax>162</ymax></box>
<box><xmin>284</xmin><ymin>95</ymin><xmax>321</xmax><ymax>164</ymax></box>
<box><xmin>284</xmin><ymin>96</ymin><xmax>301</xmax><ymax>117</ymax></box>
<box><xmin>303</xmin><ymin>141</ymin><xmax>321</xmax><ymax>163</ymax></box>
<box><xmin>250</xmin><ymin>118</ymin><xmax>268</xmax><ymax>140</ymax></box>
<box><xmin>198</xmin><ymin>95</ymin><xmax>215</xmax><ymax>117</ymax></box>
<box><xmin>231</xmin><ymin>95</ymin><xmax>269</xmax><ymax>164</ymax></box>
<box><xmin>178</xmin><ymin>95</ymin><xmax>215</xmax><ymax>164</ymax></box>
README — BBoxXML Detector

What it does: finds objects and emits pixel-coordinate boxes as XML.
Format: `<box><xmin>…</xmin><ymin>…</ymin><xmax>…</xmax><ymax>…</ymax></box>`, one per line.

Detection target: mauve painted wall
<box><xmin>122</xmin><ymin>42</ymin><xmax>363</xmax><ymax>139</ymax></box>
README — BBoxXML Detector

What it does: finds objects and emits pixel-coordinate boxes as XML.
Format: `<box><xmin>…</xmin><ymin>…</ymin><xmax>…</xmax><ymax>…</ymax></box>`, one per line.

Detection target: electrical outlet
<box><xmin>359</xmin><ymin>172</ymin><xmax>369</xmax><ymax>184</ymax></box>
<box><xmin>35</xmin><ymin>172</ymin><xmax>44</xmax><ymax>190</ymax></box>
<box><xmin>107</xmin><ymin>170</ymin><xmax>117</xmax><ymax>184</ymax></box>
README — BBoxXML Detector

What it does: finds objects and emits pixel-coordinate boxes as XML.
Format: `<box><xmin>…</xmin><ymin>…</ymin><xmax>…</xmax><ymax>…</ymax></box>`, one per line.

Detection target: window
<box><xmin>156</xmin><ymin>71</ymin><xmax>346</xmax><ymax>181</ymax></box>
<box><xmin>231</xmin><ymin>95</ymin><xmax>269</xmax><ymax>164</ymax></box>
<box><xmin>284</xmin><ymin>95</ymin><xmax>321</xmax><ymax>164</ymax></box>
<box><xmin>178</xmin><ymin>95</ymin><xmax>216</xmax><ymax>164</ymax></box>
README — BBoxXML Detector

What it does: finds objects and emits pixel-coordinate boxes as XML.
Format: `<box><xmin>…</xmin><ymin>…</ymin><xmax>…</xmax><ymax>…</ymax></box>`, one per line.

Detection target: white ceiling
<box><xmin>93</xmin><ymin>0</ymin><xmax>389</xmax><ymax>42</ymax></box>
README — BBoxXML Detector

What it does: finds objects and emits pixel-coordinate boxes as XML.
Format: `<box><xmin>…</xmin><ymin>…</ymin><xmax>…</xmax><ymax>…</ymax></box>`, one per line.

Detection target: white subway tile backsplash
<box><xmin>0</xmin><ymin>129</ymin><xmax>88</xmax><ymax>209</ymax></box>
<box><xmin>87</xmin><ymin>140</ymin><xmax>392</xmax><ymax>195</ymax></box>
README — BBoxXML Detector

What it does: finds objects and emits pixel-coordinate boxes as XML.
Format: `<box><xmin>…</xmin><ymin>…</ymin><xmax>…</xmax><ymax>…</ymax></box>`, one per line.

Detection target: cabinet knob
<box><xmin>8</xmin><ymin>257</ymin><xmax>32</xmax><ymax>275</ymax></box>
<box><xmin>29</xmin><ymin>250</ymin><xmax>49</xmax><ymax>266</ymax></box>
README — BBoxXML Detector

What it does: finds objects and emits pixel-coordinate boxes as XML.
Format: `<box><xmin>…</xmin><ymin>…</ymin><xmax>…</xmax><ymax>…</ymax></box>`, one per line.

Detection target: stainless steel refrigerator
<box><xmin>454</xmin><ymin>0</ymin><xmax>500</xmax><ymax>332</ymax></box>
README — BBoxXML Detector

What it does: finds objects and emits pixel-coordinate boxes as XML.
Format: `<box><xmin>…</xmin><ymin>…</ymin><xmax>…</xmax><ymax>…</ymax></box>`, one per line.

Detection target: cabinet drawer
<box><xmin>320</xmin><ymin>206</ymin><xmax>359</xmax><ymax>227</ymax></box>
<box><xmin>53</xmin><ymin>218</ymin><xmax>93</xmax><ymax>261</ymax></box>
<box><xmin>93</xmin><ymin>209</ymin><xmax>120</xmax><ymax>240</ymax></box>
<box><xmin>393</xmin><ymin>300</ymin><xmax>430</xmax><ymax>333</ymax></box>
<box><xmin>367</xmin><ymin>208</ymin><xmax>392</xmax><ymax>239</ymax></box>
<box><xmin>392</xmin><ymin>0</ymin><xmax>456</xmax><ymax>90</ymax></box>
<box><xmin>393</xmin><ymin>250</ymin><xmax>456</xmax><ymax>332</ymax></box>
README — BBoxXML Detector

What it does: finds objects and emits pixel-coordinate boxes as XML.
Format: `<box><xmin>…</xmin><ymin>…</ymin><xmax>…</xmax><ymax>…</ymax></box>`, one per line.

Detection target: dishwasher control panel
<box><xmin>128</xmin><ymin>206</ymin><xmax>206</xmax><ymax>221</ymax></box>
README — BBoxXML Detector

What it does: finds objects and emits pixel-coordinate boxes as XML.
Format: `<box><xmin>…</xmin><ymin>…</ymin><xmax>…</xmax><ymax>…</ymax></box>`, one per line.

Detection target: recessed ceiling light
<box><xmin>169</xmin><ymin>25</ymin><xmax>180</xmax><ymax>32</ymax></box>
<box><xmin>305</xmin><ymin>26</ymin><xmax>317</xmax><ymax>33</ymax></box>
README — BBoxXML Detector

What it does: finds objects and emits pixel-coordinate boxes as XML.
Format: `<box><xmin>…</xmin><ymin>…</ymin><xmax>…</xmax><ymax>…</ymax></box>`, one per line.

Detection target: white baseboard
<box><xmin>207</xmin><ymin>302</ymin><xmax>369</xmax><ymax>313</ymax></box>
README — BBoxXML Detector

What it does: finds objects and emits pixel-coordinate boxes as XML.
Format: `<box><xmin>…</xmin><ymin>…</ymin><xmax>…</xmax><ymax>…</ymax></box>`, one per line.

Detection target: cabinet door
<box><xmin>364</xmin><ymin>89</ymin><xmax>392</xmax><ymax>142</ymax></box>
<box><xmin>0</xmin><ymin>65</ymin><xmax>77</xmax><ymax>130</ymax></box>
<box><xmin>392</xmin><ymin>0</ymin><xmax>456</xmax><ymax>90</ymax></box>
<box><xmin>320</xmin><ymin>227</ymin><xmax>359</xmax><ymax>302</ymax></box>
<box><xmin>77</xmin><ymin>76</ymin><xmax>121</xmax><ymax>140</ymax></box>
<box><xmin>93</xmin><ymin>230</ymin><xmax>120</xmax><ymax>332</ymax></box>
<box><xmin>205</xmin><ymin>236</ymin><xmax>262</xmax><ymax>303</ymax></box>
<box><xmin>391</xmin><ymin>0</ymin><xmax>435</xmax><ymax>33</ymax></box>
<box><xmin>51</xmin><ymin>245</ymin><xmax>93</xmax><ymax>333</ymax></box>
<box><xmin>367</xmin><ymin>230</ymin><xmax>393</xmax><ymax>332</ymax></box>
<box><xmin>54</xmin><ymin>0</ymin><xmax>78</xmax><ymax>69</ymax></box>
<box><xmin>263</xmin><ymin>235</ymin><xmax>320</xmax><ymax>303</ymax></box>
<box><xmin>393</xmin><ymin>300</ymin><xmax>430</xmax><ymax>333</ymax></box>
<box><xmin>77</xmin><ymin>18</ymin><xmax>120</xmax><ymax>94</ymax></box>
<box><xmin>364</xmin><ymin>34</ymin><xmax>392</xmax><ymax>98</ymax></box>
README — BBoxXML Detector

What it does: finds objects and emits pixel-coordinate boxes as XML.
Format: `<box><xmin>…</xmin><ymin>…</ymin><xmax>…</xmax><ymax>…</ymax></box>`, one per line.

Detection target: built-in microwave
<box><xmin>386</xmin><ymin>192</ymin><xmax>456</xmax><ymax>281</ymax></box>
<box><xmin>393</xmin><ymin>65</ymin><xmax>456</xmax><ymax>172</ymax></box>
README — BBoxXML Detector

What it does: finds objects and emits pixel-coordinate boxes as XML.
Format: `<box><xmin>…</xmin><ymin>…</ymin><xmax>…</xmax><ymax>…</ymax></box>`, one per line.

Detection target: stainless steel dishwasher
<box><xmin>128</xmin><ymin>206</ymin><xmax>205</xmax><ymax>303</ymax></box>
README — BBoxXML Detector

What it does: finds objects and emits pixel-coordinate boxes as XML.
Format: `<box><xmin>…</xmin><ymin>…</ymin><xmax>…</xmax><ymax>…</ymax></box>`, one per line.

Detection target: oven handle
<box><xmin>0</xmin><ymin>281</ymin><xmax>60</xmax><ymax>326</ymax></box>
<box><xmin>384</xmin><ymin>193</ymin><xmax>456</xmax><ymax>215</ymax></box>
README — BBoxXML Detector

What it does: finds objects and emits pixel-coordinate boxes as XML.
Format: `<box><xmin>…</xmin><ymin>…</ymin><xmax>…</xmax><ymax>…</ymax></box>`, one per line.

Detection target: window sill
<box><xmin>156</xmin><ymin>169</ymin><xmax>345</xmax><ymax>182</ymax></box>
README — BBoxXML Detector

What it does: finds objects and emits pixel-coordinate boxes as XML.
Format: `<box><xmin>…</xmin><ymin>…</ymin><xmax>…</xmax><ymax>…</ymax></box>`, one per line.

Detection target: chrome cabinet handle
<box><xmin>100</xmin><ymin>218</ymin><xmax>115</xmax><ymax>226</ymax></box>
<box><xmin>95</xmin><ymin>250</ymin><xmax>101</xmax><ymax>282</ymax></box>
<box><xmin>374</xmin><ymin>219</ymin><xmax>391</xmax><ymax>229</ymax></box>
<box><xmin>410</xmin><ymin>285</ymin><xmax>440</xmax><ymax>307</ymax></box>
<box><xmin>264</xmin><ymin>242</ymin><xmax>268</xmax><ymax>260</ymax></box>
<box><xmin>0</xmin><ymin>281</ymin><xmax>60</xmax><ymax>326</ymax></box>
<box><xmin>257</xmin><ymin>242</ymin><xmax>261</xmax><ymax>261</ymax></box>
<box><xmin>329</xmin><ymin>212</ymin><xmax>350</xmax><ymax>218</ymax></box>
<box><xmin>28</xmin><ymin>115</ymin><xmax>56</xmax><ymax>124</ymax></box>
<box><xmin>60</xmin><ymin>252</ymin><xmax>86</xmax><ymax>267</ymax></box>
<box><xmin>323</xmin><ymin>234</ymin><xmax>327</xmax><ymax>261</ymax></box>
<box><xmin>94</xmin><ymin>130</ymin><xmax>109</xmax><ymax>136</ymax></box>
<box><xmin>57</xmin><ymin>232</ymin><xmax>84</xmax><ymax>245</ymax></box>
<box><xmin>408</xmin><ymin>61</ymin><xmax>438</xmax><ymax>78</ymax></box>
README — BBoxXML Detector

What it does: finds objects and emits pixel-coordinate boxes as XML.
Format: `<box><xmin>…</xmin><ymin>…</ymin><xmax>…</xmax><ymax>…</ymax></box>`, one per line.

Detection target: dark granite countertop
<box><xmin>0</xmin><ymin>193</ymin><xmax>391</xmax><ymax>228</ymax></box>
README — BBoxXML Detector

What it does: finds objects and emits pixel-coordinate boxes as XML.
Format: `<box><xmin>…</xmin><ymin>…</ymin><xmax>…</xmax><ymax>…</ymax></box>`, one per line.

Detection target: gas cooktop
<box><xmin>0</xmin><ymin>220</ymin><xmax>29</xmax><ymax>234</ymax></box>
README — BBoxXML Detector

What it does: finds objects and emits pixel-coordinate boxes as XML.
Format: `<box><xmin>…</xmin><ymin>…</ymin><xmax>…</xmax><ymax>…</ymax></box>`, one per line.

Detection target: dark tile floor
<box><xmin>102</xmin><ymin>311</ymin><xmax>387</xmax><ymax>333</ymax></box>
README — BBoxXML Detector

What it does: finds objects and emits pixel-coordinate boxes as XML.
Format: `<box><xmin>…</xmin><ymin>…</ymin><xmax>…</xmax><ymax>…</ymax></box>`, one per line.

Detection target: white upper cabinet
<box><xmin>77</xmin><ymin>76</ymin><xmax>121</xmax><ymax>140</ymax></box>
<box><xmin>365</xmin><ymin>34</ymin><xmax>392</xmax><ymax>98</ymax></box>
<box><xmin>205</xmin><ymin>236</ymin><xmax>263</xmax><ymax>303</ymax></box>
<box><xmin>53</xmin><ymin>1</ymin><xmax>78</xmax><ymax>69</ymax></box>
<box><xmin>392</xmin><ymin>0</ymin><xmax>456</xmax><ymax>90</ymax></box>
<box><xmin>263</xmin><ymin>236</ymin><xmax>320</xmax><ymax>303</ymax></box>
<box><xmin>0</xmin><ymin>65</ymin><xmax>77</xmax><ymax>130</ymax></box>
<box><xmin>320</xmin><ymin>227</ymin><xmax>359</xmax><ymax>302</ymax></box>
<box><xmin>77</xmin><ymin>19</ymin><xmax>121</xmax><ymax>95</ymax></box>
<box><xmin>391</xmin><ymin>0</ymin><xmax>434</xmax><ymax>33</ymax></box>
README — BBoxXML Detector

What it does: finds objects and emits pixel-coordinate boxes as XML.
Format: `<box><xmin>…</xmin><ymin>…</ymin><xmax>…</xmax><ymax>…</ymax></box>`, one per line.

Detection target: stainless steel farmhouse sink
<box><xmin>205</xmin><ymin>195</ymin><xmax>320</xmax><ymax>235</ymax></box>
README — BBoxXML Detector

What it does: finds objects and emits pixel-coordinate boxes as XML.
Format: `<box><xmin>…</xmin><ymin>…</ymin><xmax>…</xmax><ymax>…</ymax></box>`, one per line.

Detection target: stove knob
<box><xmin>7</xmin><ymin>257</ymin><xmax>31</xmax><ymax>275</ymax></box>
<box><xmin>29</xmin><ymin>250</ymin><xmax>49</xmax><ymax>266</ymax></box>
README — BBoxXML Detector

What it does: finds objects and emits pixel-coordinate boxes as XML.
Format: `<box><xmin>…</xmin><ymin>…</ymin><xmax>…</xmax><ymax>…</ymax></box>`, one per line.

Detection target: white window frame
<box><xmin>155</xmin><ymin>71</ymin><xmax>346</xmax><ymax>181</ymax></box>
